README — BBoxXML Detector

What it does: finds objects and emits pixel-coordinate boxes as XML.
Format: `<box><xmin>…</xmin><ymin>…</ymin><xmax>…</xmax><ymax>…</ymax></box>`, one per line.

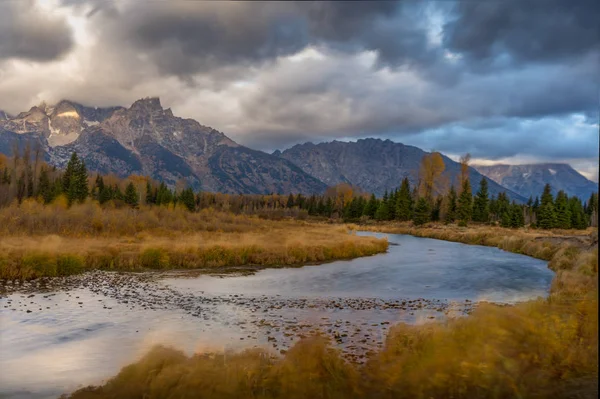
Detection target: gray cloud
<box><xmin>0</xmin><ymin>1</ymin><xmax>73</xmax><ymax>62</ymax></box>
<box><xmin>444</xmin><ymin>0</ymin><xmax>600</xmax><ymax>66</ymax></box>
<box><xmin>396</xmin><ymin>115</ymin><xmax>599</xmax><ymax>161</ymax></box>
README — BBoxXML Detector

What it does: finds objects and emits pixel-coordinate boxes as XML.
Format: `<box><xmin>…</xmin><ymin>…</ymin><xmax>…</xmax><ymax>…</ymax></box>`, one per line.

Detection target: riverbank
<box><xmin>63</xmin><ymin>223</ymin><xmax>598</xmax><ymax>399</ymax></box>
<box><xmin>0</xmin><ymin>202</ymin><xmax>387</xmax><ymax>281</ymax></box>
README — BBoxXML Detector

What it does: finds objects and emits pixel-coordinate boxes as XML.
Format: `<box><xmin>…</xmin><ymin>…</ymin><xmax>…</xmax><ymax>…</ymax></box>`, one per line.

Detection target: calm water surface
<box><xmin>0</xmin><ymin>232</ymin><xmax>553</xmax><ymax>398</ymax></box>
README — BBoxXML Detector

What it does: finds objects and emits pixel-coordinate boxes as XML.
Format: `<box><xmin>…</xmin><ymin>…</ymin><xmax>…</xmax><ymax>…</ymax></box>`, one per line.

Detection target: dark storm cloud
<box><xmin>89</xmin><ymin>1</ymin><xmax>442</xmax><ymax>77</ymax></box>
<box><xmin>444</xmin><ymin>0</ymin><xmax>600</xmax><ymax>66</ymax></box>
<box><xmin>0</xmin><ymin>1</ymin><xmax>73</xmax><ymax>62</ymax></box>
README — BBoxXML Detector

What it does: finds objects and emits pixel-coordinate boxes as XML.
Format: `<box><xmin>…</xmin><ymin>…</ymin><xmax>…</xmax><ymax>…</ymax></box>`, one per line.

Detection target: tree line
<box><xmin>0</xmin><ymin>145</ymin><xmax>597</xmax><ymax>229</ymax></box>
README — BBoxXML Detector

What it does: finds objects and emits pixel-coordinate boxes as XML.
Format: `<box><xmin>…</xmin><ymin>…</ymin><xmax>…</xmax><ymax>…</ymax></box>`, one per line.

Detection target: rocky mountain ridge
<box><xmin>1</xmin><ymin>97</ymin><xmax>592</xmax><ymax>200</ymax></box>
<box><xmin>278</xmin><ymin>138</ymin><xmax>526</xmax><ymax>201</ymax></box>
<box><xmin>474</xmin><ymin>163</ymin><xmax>598</xmax><ymax>200</ymax></box>
<box><xmin>0</xmin><ymin>98</ymin><xmax>327</xmax><ymax>194</ymax></box>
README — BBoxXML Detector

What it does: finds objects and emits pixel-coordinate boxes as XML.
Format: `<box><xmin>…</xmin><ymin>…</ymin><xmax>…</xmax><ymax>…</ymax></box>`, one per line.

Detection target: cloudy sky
<box><xmin>1</xmin><ymin>0</ymin><xmax>598</xmax><ymax>181</ymax></box>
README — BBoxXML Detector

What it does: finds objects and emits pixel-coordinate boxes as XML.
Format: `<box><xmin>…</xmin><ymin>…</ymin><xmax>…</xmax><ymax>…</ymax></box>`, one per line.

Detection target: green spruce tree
<box><xmin>472</xmin><ymin>177</ymin><xmax>489</xmax><ymax>223</ymax></box>
<box><xmin>124</xmin><ymin>182</ymin><xmax>139</xmax><ymax>208</ymax></box>
<box><xmin>413</xmin><ymin>197</ymin><xmax>431</xmax><ymax>226</ymax></box>
<box><xmin>457</xmin><ymin>178</ymin><xmax>473</xmax><ymax>226</ymax></box>
<box><xmin>537</xmin><ymin>184</ymin><xmax>557</xmax><ymax>229</ymax></box>
<box><xmin>395</xmin><ymin>178</ymin><xmax>413</xmax><ymax>221</ymax></box>
<box><xmin>554</xmin><ymin>190</ymin><xmax>571</xmax><ymax>229</ymax></box>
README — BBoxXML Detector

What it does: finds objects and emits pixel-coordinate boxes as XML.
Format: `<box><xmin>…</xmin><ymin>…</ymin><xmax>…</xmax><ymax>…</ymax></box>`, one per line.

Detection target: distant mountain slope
<box><xmin>474</xmin><ymin>163</ymin><xmax>598</xmax><ymax>200</ymax></box>
<box><xmin>279</xmin><ymin>138</ymin><xmax>526</xmax><ymax>201</ymax></box>
<box><xmin>0</xmin><ymin>98</ymin><xmax>327</xmax><ymax>195</ymax></box>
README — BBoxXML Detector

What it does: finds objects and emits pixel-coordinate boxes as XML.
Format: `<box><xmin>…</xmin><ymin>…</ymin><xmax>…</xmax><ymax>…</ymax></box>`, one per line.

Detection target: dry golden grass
<box><xmin>65</xmin><ymin>299</ymin><xmax>597</xmax><ymax>399</ymax></box>
<box><xmin>0</xmin><ymin>200</ymin><xmax>387</xmax><ymax>279</ymax></box>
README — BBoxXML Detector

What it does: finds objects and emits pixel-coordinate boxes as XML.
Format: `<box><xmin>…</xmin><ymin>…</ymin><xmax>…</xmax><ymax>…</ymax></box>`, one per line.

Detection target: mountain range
<box><xmin>474</xmin><ymin>163</ymin><xmax>598</xmax><ymax>201</ymax></box>
<box><xmin>0</xmin><ymin>98</ymin><xmax>595</xmax><ymax>200</ymax></box>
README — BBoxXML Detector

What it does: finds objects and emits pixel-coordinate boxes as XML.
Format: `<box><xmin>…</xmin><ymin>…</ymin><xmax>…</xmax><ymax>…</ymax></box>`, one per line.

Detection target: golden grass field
<box><xmin>0</xmin><ymin>200</ymin><xmax>387</xmax><ymax>279</ymax></box>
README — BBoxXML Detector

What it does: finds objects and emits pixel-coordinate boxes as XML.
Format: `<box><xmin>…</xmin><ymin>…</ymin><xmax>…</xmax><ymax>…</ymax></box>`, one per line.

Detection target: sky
<box><xmin>0</xmin><ymin>0</ymin><xmax>598</xmax><ymax>181</ymax></box>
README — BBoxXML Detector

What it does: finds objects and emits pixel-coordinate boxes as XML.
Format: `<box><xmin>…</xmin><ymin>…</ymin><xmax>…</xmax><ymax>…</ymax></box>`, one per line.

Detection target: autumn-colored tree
<box><xmin>418</xmin><ymin>152</ymin><xmax>445</xmax><ymax>200</ymax></box>
<box><xmin>459</xmin><ymin>153</ymin><xmax>471</xmax><ymax>187</ymax></box>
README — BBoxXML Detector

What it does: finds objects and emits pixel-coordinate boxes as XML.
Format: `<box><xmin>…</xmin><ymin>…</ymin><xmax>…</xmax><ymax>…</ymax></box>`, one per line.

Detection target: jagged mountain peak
<box><xmin>130</xmin><ymin>97</ymin><xmax>164</xmax><ymax>112</ymax></box>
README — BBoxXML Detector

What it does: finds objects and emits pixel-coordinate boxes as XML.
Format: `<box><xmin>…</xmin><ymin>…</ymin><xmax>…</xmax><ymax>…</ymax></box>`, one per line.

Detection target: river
<box><xmin>0</xmin><ymin>232</ymin><xmax>553</xmax><ymax>398</ymax></box>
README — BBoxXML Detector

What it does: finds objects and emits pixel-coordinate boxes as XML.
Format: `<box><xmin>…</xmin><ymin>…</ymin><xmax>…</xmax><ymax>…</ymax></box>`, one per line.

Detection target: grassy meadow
<box><xmin>0</xmin><ymin>199</ymin><xmax>387</xmax><ymax>280</ymax></box>
<box><xmin>62</xmin><ymin>222</ymin><xmax>598</xmax><ymax>399</ymax></box>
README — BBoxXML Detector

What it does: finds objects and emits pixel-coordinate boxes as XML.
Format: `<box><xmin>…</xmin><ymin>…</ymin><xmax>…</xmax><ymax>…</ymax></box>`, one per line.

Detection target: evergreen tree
<box><xmin>444</xmin><ymin>185</ymin><xmax>458</xmax><ymax>224</ymax></box>
<box><xmin>495</xmin><ymin>192</ymin><xmax>510</xmax><ymax>222</ymax></box>
<box><xmin>363</xmin><ymin>194</ymin><xmax>378</xmax><ymax>219</ymax></box>
<box><xmin>537</xmin><ymin>184</ymin><xmax>557</xmax><ymax>229</ymax></box>
<box><xmin>124</xmin><ymin>182</ymin><xmax>139</xmax><ymax>208</ymax></box>
<box><xmin>37</xmin><ymin>167</ymin><xmax>53</xmax><ymax>204</ymax></box>
<box><xmin>286</xmin><ymin>193</ymin><xmax>295</xmax><ymax>208</ymax></box>
<box><xmin>62</xmin><ymin>152</ymin><xmax>79</xmax><ymax>193</ymax></box>
<box><xmin>62</xmin><ymin>153</ymin><xmax>89</xmax><ymax>205</ymax></box>
<box><xmin>431</xmin><ymin>196</ymin><xmax>442</xmax><ymax>221</ymax></box>
<box><xmin>179</xmin><ymin>187</ymin><xmax>196</xmax><ymax>211</ymax></box>
<box><xmin>156</xmin><ymin>182</ymin><xmax>172</xmax><ymax>205</ymax></box>
<box><xmin>99</xmin><ymin>184</ymin><xmax>112</xmax><ymax>204</ymax></box>
<box><xmin>413</xmin><ymin>197</ymin><xmax>431</xmax><ymax>226</ymax></box>
<box><xmin>324</xmin><ymin>197</ymin><xmax>334</xmax><ymax>217</ymax></box>
<box><xmin>457</xmin><ymin>178</ymin><xmax>473</xmax><ymax>226</ymax></box>
<box><xmin>568</xmin><ymin>197</ymin><xmax>587</xmax><ymax>230</ymax></box>
<box><xmin>509</xmin><ymin>202</ymin><xmax>525</xmax><ymax>228</ymax></box>
<box><xmin>554</xmin><ymin>190</ymin><xmax>571</xmax><ymax>229</ymax></box>
<box><xmin>395</xmin><ymin>178</ymin><xmax>413</xmax><ymax>221</ymax></box>
<box><xmin>375</xmin><ymin>192</ymin><xmax>390</xmax><ymax>221</ymax></box>
<box><xmin>472</xmin><ymin>177</ymin><xmax>489</xmax><ymax>223</ymax></box>
<box><xmin>145</xmin><ymin>181</ymin><xmax>155</xmax><ymax>205</ymax></box>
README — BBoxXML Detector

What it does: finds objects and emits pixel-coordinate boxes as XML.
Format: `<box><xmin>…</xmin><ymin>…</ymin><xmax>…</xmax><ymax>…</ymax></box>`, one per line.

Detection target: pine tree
<box><xmin>37</xmin><ymin>167</ymin><xmax>53</xmax><ymax>204</ymax></box>
<box><xmin>569</xmin><ymin>197</ymin><xmax>587</xmax><ymax>230</ymax></box>
<box><xmin>179</xmin><ymin>187</ymin><xmax>196</xmax><ymax>211</ymax></box>
<box><xmin>457</xmin><ymin>178</ymin><xmax>472</xmax><ymax>226</ymax></box>
<box><xmin>145</xmin><ymin>181</ymin><xmax>155</xmax><ymax>205</ymax></box>
<box><xmin>62</xmin><ymin>152</ymin><xmax>79</xmax><ymax>193</ymax></box>
<box><xmin>554</xmin><ymin>190</ymin><xmax>571</xmax><ymax>229</ymax></box>
<box><xmin>363</xmin><ymin>194</ymin><xmax>378</xmax><ymax>219</ymax></box>
<box><xmin>124</xmin><ymin>182</ymin><xmax>139</xmax><ymax>208</ymax></box>
<box><xmin>375</xmin><ymin>192</ymin><xmax>390</xmax><ymax>221</ymax></box>
<box><xmin>413</xmin><ymin>197</ymin><xmax>431</xmax><ymax>226</ymax></box>
<box><xmin>509</xmin><ymin>202</ymin><xmax>525</xmax><ymax>228</ymax></box>
<box><xmin>444</xmin><ymin>185</ymin><xmax>458</xmax><ymax>224</ymax></box>
<box><xmin>395</xmin><ymin>178</ymin><xmax>413</xmax><ymax>221</ymax></box>
<box><xmin>537</xmin><ymin>184</ymin><xmax>557</xmax><ymax>229</ymax></box>
<box><xmin>472</xmin><ymin>177</ymin><xmax>489</xmax><ymax>223</ymax></box>
<box><xmin>286</xmin><ymin>193</ymin><xmax>295</xmax><ymax>208</ymax></box>
<box><xmin>431</xmin><ymin>196</ymin><xmax>442</xmax><ymax>221</ymax></box>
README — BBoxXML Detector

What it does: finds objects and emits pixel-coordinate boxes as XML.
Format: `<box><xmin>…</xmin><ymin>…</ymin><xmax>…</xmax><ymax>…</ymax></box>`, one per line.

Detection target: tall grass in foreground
<box><xmin>65</xmin><ymin>225</ymin><xmax>598</xmax><ymax>399</ymax></box>
<box><xmin>65</xmin><ymin>300</ymin><xmax>597</xmax><ymax>399</ymax></box>
<box><xmin>0</xmin><ymin>200</ymin><xmax>387</xmax><ymax>279</ymax></box>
